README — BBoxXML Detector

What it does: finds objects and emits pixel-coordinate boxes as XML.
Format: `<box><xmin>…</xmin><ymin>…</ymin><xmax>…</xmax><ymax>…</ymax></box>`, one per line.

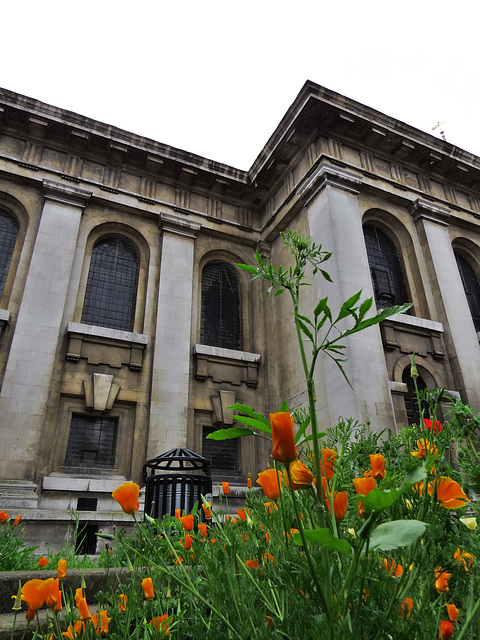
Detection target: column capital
<box><xmin>159</xmin><ymin>212</ymin><xmax>201</xmax><ymax>239</ymax></box>
<box><xmin>297</xmin><ymin>161</ymin><xmax>363</xmax><ymax>205</ymax></box>
<box><xmin>409</xmin><ymin>198</ymin><xmax>451</xmax><ymax>226</ymax></box>
<box><xmin>43</xmin><ymin>179</ymin><xmax>92</xmax><ymax>209</ymax></box>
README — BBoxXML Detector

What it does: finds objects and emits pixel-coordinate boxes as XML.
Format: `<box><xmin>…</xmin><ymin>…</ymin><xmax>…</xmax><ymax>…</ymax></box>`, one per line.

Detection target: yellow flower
<box><xmin>411</xmin><ymin>438</ymin><xmax>438</xmax><ymax>461</ymax></box>
<box><xmin>459</xmin><ymin>516</ymin><xmax>477</xmax><ymax>530</ymax></box>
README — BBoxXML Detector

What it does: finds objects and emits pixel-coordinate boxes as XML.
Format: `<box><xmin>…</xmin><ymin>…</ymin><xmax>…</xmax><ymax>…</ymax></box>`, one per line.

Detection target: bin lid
<box><xmin>143</xmin><ymin>448</ymin><xmax>211</xmax><ymax>473</ymax></box>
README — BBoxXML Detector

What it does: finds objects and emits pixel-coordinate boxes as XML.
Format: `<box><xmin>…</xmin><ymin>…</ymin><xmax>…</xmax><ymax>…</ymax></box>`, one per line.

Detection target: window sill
<box><xmin>43</xmin><ymin>473</ymin><xmax>128</xmax><ymax>493</ymax></box>
<box><xmin>193</xmin><ymin>344</ymin><xmax>261</xmax><ymax>387</ymax></box>
<box><xmin>66</xmin><ymin>322</ymin><xmax>148</xmax><ymax>370</ymax></box>
<box><xmin>0</xmin><ymin>309</ymin><xmax>11</xmax><ymax>330</ymax></box>
<box><xmin>380</xmin><ymin>314</ymin><xmax>444</xmax><ymax>358</ymax></box>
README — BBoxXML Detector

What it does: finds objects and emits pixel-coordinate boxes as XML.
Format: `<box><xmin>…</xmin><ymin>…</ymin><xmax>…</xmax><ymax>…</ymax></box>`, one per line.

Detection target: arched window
<box><xmin>201</xmin><ymin>261</ymin><xmax>242</xmax><ymax>350</ymax></box>
<box><xmin>455</xmin><ymin>253</ymin><xmax>480</xmax><ymax>332</ymax></box>
<box><xmin>363</xmin><ymin>225</ymin><xmax>407</xmax><ymax>308</ymax></box>
<box><xmin>0</xmin><ymin>210</ymin><xmax>19</xmax><ymax>300</ymax></box>
<box><xmin>81</xmin><ymin>236</ymin><xmax>139</xmax><ymax>332</ymax></box>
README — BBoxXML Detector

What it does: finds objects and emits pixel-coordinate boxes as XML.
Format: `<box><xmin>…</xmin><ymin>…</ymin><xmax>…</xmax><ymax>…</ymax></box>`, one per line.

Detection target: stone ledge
<box><xmin>42</xmin><ymin>474</ymin><xmax>129</xmax><ymax>493</ymax></box>
<box><xmin>193</xmin><ymin>344</ymin><xmax>261</xmax><ymax>387</ymax></box>
<box><xmin>66</xmin><ymin>322</ymin><xmax>148</xmax><ymax>370</ymax></box>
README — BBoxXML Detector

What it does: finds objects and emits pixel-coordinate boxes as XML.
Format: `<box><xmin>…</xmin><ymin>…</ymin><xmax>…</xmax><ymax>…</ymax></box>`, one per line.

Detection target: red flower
<box><xmin>112</xmin><ymin>481</ymin><xmax>140</xmax><ymax>514</ymax></box>
<box><xmin>245</xmin><ymin>558</ymin><xmax>260</xmax><ymax>569</ymax></box>
<box><xmin>446</xmin><ymin>603</ymin><xmax>459</xmax><ymax>623</ymax></box>
<box><xmin>13</xmin><ymin>514</ymin><xmax>22</xmax><ymax>526</ymax></box>
<box><xmin>222</xmin><ymin>481</ymin><xmax>230</xmax><ymax>495</ymax></box>
<box><xmin>424</xmin><ymin>418</ymin><xmax>443</xmax><ymax>435</ymax></box>
<box><xmin>202</xmin><ymin>502</ymin><xmax>212</xmax><ymax>519</ymax></box>
<box><xmin>0</xmin><ymin>510</ymin><xmax>9</xmax><ymax>523</ymax></box>
<box><xmin>198</xmin><ymin>523</ymin><xmax>208</xmax><ymax>537</ymax></box>
<box><xmin>270</xmin><ymin>412</ymin><xmax>298</xmax><ymax>462</ymax></box>
<box><xmin>353</xmin><ymin>477</ymin><xmax>376</xmax><ymax>518</ymax></box>
<box><xmin>247</xmin><ymin>477</ymin><xmax>252</xmax><ymax>489</ymax></box>
<box><xmin>183</xmin><ymin>534</ymin><xmax>193</xmax><ymax>550</ymax></box>
<box><xmin>180</xmin><ymin>514</ymin><xmax>194</xmax><ymax>531</ymax></box>
<box><xmin>38</xmin><ymin>556</ymin><xmax>49</xmax><ymax>568</ymax></box>
<box><xmin>399</xmin><ymin>597</ymin><xmax>413</xmax><ymax>618</ymax></box>
<box><xmin>438</xmin><ymin>620</ymin><xmax>455</xmax><ymax>639</ymax></box>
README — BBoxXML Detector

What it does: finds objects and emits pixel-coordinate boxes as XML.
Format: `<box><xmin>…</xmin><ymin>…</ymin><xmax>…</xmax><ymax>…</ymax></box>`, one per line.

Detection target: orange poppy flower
<box><xmin>353</xmin><ymin>476</ymin><xmax>376</xmax><ymax>518</ymax></box>
<box><xmin>382</xmin><ymin>558</ymin><xmax>403</xmax><ymax>578</ymax></box>
<box><xmin>435</xmin><ymin>477</ymin><xmax>470</xmax><ymax>509</ymax></box>
<box><xmin>454</xmin><ymin>547</ymin><xmax>474</xmax><ymax>572</ymax></box>
<box><xmin>142</xmin><ymin>577</ymin><xmax>155</xmax><ymax>600</ymax></box>
<box><xmin>13</xmin><ymin>514</ymin><xmax>22</xmax><ymax>526</ymax></box>
<box><xmin>92</xmin><ymin>610</ymin><xmax>110</xmax><ymax>637</ymax></box>
<box><xmin>21</xmin><ymin>579</ymin><xmax>46</xmax><ymax>618</ymax></box>
<box><xmin>435</xmin><ymin>568</ymin><xmax>451</xmax><ymax>593</ymax></box>
<box><xmin>62</xmin><ymin>621</ymin><xmax>85</xmax><ymax>639</ymax></box>
<box><xmin>222</xmin><ymin>481</ymin><xmax>230</xmax><ymax>495</ymax></box>
<box><xmin>320</xmin><ymin>449</ymin><xmax>337</xmax><ymax>479</ymax></box>
<box><xmin>112</xmin><ymin>481</ymin><xmax>140</xmax><ymax>514</ymax></box>
<box><xmin>119</xmin><ymin>594</ymin><xmax>128</xmax><ymax>612</ymax></box>
<box><xmin>57</xmin><ymin>559</ymin><xmax>67</xmax><ymax>580</ymax></box>
<box><xmin>257</xmin><ymin>468</ymin><xmax>282</xmax><ymax>500</ymax></box>
<box><xmin>74</xmin><ymin>588</ymin><xmax>84</xmax><ymax>607</ymax></box>
<box><xmin>42</xmin><ymin>578</ymin><xmax>60</xmax><ymax>608</ymax></box>
<box><xmin>198</xmin><ymin>523</ymin><xmax>208</xmax><ymax>537</ymax></box>
<box><xmin>236</xmin><ymin>508</ymin><xmax>247</xmax><ymax>521</ymax></box>
<box><xmin>270</xmin><ymin>412</ymin><xmax>298</xmax><ymax>462</ymax></box>
<box><xmin>150</xmin><ymin>614</ymin><xmax>171</xmax><ymax>637</ymax></box>
<box><xmin>183</xmin><ymin>534</ymin><xmax>193</xmax><ymax>550</ymax></box>
<box><xmin>38</xmin><ymin>556</ymin><xmax>49</xmax><ymax>568</ymax></box>
<box><xmin>370</xmin><ymin>454</ymin><xmax>386</xmax><ymax>481</ymax></box>
<box><xmin>175</xmin><ymin>508</ymin><xmax>181</xmax><ymax>520</ymax></box>
<box><xmin>202</xmin><ymin>502</ymin><xmax>212</xmax><ymax>519</ymax></box>
<box><xmin>284</xmin><ymin>460</ymin><xmax>313</xmax><ymax>489</ymax></box>
<box><xmin>245</xmin><ymin>558</ymin><xmax>260</xmax><ymax>569</ymax></box>
<box><xmin>411</xmin><ymin>439</ymin><xmax>438</xmax><ymax>461</ymax></box>
<box><xmin>180</xmin><ymin>514</ymin><xmax>194</xmax><ymax>531</ymax></box>
<box><xmin>77</xmin><ymin>597</ymin><xmax>92</xmax><ymax>621</ymax></box>
<box><xmin>438</xmin><ymin>620</ymin><xmax>455</xmax><ymax>640</ymax></box>
<box><xmin>247</xmin><ymin>477</ymin><xmax>252</xmax><ymax>489</ymax></box>
<box><xmin>326</xmin><ymin>491</ymin><xmax>348</xmax><ymax>521</ymax></box>
<box><xmin>399</xmin><ymin>597</ymin><xmax>413</xmax><ymax>618</ymax></box>
<box><xmin>0</xmin><ymin>510</ymin><xmax>9</xmax><ymax>523</ymax></box>
<box><xmin>446</xmin><ymin>603</ymin><xmax>459</xmax><ymax>623</ymax></box>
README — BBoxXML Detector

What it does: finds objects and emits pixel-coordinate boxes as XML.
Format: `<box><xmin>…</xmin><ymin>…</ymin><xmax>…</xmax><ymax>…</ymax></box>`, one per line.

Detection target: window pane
<box><xmin>364</xmin><ymin>225</ymin><xmax>407</xmax><ymax>307</ymax></box>
<box><xmin>456</xmin><ymin>254</ymin><xmax>480</xmax><ymax>331</ymax></box>
<box><xmin>201</xmin><ymin>262</ymin><xmax>241</xmax><ymax>350</ymax></box>
<box><xmin>65</xmin><ymin>413</ymin><xmax>118</xmax><ymax>468</ymax></box>
<box><xmin>0</xmin><ymin>211</ymin><xmax>19</xmax><ymax>299</ymax></box>
<box><xmin>81</xmin><ymin>237</ymin><xmax>139</xmax><ymax>331</ymax></box>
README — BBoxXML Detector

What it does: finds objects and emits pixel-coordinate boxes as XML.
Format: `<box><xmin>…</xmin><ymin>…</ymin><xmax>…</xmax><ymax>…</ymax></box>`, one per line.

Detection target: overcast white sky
<box><xmin>2</xmin><ymin>1</ymin><xmax>478</xmax><ymax>170</ymax></box>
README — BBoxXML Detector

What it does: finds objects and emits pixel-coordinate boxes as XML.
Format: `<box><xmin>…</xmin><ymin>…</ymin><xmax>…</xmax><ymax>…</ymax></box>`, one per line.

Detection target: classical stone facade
<box><xmin>1</xmin><ymin>81</ymin><xmax>480</xmax><ymax>551</ymax></box>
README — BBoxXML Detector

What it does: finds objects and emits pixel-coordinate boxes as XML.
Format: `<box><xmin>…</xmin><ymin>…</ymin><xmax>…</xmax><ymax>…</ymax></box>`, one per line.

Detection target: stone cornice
<box><xmin>409</xmin><ymin>198</ymin><xmax>451</xmax><ymax>226</ymax></box>
<box><xmin>297</xmin><ymin>162</ymin><xmax>363</xmax><ymax>205</ymax></box>
<box><xmin>159</xmin><ymin>212</ymin><xmax>201</xmax><ymax>239</ymax></box>
<box><xmin>43</xmin><ymin>179</ymin><xmax>92</xmax><ymax>209</ymax></box>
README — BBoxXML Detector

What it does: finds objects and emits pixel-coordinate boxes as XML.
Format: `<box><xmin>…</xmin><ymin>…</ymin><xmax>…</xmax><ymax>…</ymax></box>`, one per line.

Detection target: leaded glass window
<box><xmin>363</xmin><ymin>225</ymin><xmax>407</xmax><ymax>307</ymax></box>
<box><xmin>81</xmin><ymin>236</ymin><xmax>139</xmax><ymax>331</ymax></box>
<box><xmin>201</xmin><ymin>261</ymin><xmax>242</xmax><ymax>350</ymax></box>
<box><xmin>455</xmin><ymin>253</ymin><xmax>480</xmax><ymax>331</ymax></box>
<box><xmin>65</xmin><ymin>413</ymin><xmax>118</xmax><ymax>468</ymax></box>
<box><xmin>0</xmin><ymin>210</ymin><xmax>19</xmax><ymax>299</ymax></box>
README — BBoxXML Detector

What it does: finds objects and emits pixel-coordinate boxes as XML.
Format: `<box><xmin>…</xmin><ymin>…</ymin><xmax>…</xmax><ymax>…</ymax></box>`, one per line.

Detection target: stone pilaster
<box><xmin>0</xmin><ymin>180</ymin><xmax>91</xmax><ymax>485</ymax></box>
<box><xmin>147</xmin><ymin>214</ymin><xmax>201</xmax><ymax>458</ymax></box>
<box><xmin>411</xmin><ymin>199</ymin><xmax>480</xmax><ymax>407</ymax></box>
<box><xmin>299</xmin><ymin>162</ymin><xmax>396</xmax><ymax>432</ymax></box>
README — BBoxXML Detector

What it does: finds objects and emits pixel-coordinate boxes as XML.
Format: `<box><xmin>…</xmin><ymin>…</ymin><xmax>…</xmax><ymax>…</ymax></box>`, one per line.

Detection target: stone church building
<box><xmin>1</xmin><ymin>81</ymin><xmax>480</xmax><ymax>550</ymax></box>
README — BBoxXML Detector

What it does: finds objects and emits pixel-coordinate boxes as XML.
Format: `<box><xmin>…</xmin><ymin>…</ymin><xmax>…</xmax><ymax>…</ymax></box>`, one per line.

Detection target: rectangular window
<box><xmin>65</xmin><ymin>414</ymin><xmax>118</xmax><ymax>468</ymax></box>
<box><xmin>202</xmin><ymin>426</ymin><xmax>239</xmax><ymax>477</ymax></box>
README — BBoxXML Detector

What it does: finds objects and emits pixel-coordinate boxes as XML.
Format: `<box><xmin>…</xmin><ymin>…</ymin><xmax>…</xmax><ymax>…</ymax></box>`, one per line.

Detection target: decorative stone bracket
<box><xmin>83</xmin><ymin>373</ymin><xmax>120</xmax><ymax>412</ymax></box>
<box><xmin>66</xmin><ymin>322</ymin><xmax>148</xmax><ymax>370</ymax></box>
<box><xmin>380</xmin><ymin>314</ymin><xmax>445</xmax><ymax>360</ymax></box>
<box><xmin>193</xmin><ymin>344</ymin><xmax>261</xmax><ymax>387</ymax></box>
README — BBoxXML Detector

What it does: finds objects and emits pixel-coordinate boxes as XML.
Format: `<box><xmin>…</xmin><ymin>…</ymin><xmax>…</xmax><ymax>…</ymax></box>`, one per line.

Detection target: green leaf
<box><xmin>296</xmin><ymin>313</ymin><xmax>314</xmax><ymax>327</ymax></box>
<box><xmin>358</xmin><ymin>297</ymin><xmax>373</xmax><ymax>320</ymax></box>
<box><xmin>335</xmin><ymin>290</ymin><xmax>363</xmax><ymax>322</ymax></box>
<box><xmin>207</xmin><ymin>427</ymin><xmax>253</xmax><ymax>440</ymax></box>
<box><xmin>320</xmin><ymin>269</ymin><xmax>333</xmax><ymax>283</ymax></box>
<box><xmin>274</xmin><ymin>288</ymin><xmax>284</xmax><ymax>296</ymax></box>
<box><xmin>231</xmin><ymin>415</ymin><xmax>272</xmax><ymax>434</ymax></box>
<box><xmin>293</xmin><ymin>529</ymin><xmax>352</xmax><ymax>556</ymax></box>
<box><xmin>368</xmin><ymin>520</ymin><xmax>427</xmax><ymax>551</ymax></box>
<box><xmin>294</xmin><ymin>414</ymin><xmax>311</xmax><ymax>444</ymax></box>
<box><xmin>227</xmin><ymin>404</ymin><xmax>270</xmax><ymax>427</ymax></box>
<box><xmin>314</xmin><ymin>297</ymin><xmax>329</xmax><ymax>318</ymax></box>
<box><xmin>357</xmin><ymin>487</ymin><xmax>404</xmax><ymax>512</ymax></box>
<box><xmin>236</xmin><ymin>263</ymin><xmax>259</xmax><ymax>275</ymax></box>
<box><xmin>405</xmin><ymin>464</ymin><xmax>427</xmax><ymax>485</ymax></box>
<box><xmin>278</xmin><ymin>400</ymin><xmax>289</xmax><ymax>412</ymax></box>
<box><xmin>297</xmin><ymin>318</ymin><xmax>314</xmax><ymax>343</ymax></box>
